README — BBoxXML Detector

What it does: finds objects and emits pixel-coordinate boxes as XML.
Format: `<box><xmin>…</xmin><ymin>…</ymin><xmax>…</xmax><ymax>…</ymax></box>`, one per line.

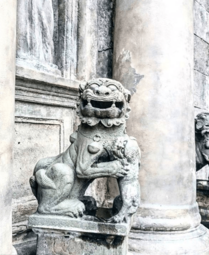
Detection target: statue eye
<box><xmin>90</xmin><ymin>84</ymin><xmax>99</xmax><ymax>90</ymax></box>
<box><xmin>196</xmin><ymin>121</ymin><xmax>203</xmax><ymax>130</ymax></box>
<box><xmin>108</xmin><ymin>85</ymin><xmax>118</xmax><ymax>91</ymax></box>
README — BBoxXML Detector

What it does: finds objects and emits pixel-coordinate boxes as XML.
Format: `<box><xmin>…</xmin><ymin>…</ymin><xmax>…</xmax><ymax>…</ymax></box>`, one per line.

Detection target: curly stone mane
<box><xmin>76</xmin><ymin>78</ymin><xmax>131</xmax><ymax>127</ymax></box>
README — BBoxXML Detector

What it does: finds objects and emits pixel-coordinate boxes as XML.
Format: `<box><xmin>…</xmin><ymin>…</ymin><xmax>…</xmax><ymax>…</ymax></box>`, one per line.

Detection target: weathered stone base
<box><xmin>34</xmin><ymin>229</ymin><xmax>128</xmax><ymax>255</ymax></box>
<box><xmin>28</xmin><ymin>213</ymin><xmax>129</xmax><ymax>255</ymax></box>
<box><xmin>197</xmin><ymin>180</ymin><xmax>209</xmax><ymax>227</ymax></box>
<box><xmin>128</xmin><ymin>225</ymin><xmax>209</xmax><ymax>255</ymax></box>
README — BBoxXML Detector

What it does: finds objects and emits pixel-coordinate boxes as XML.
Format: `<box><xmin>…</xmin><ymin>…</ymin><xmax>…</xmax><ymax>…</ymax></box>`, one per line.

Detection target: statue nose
<box><xmin>95</xmin><ymin>87</ymin><xmax>111</xmax><ymax>96</ymax></box>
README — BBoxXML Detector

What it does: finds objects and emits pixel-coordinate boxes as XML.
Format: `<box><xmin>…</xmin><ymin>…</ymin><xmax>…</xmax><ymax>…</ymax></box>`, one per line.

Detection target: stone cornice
<box><xmin>15</xmin><ymin>65</ymin><xmax>79</xmax><ymax>108</ymax></box>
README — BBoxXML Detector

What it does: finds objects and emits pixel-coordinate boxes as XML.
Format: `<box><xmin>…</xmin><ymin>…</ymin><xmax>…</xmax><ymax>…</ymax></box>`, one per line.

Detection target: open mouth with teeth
<box><xmin>81</xmin><ymin>99</ymin><xmax>124</xmax><ymax>118</ymax></box>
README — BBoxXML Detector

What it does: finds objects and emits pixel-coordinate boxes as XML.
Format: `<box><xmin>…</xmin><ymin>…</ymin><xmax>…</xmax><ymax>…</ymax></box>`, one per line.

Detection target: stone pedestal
<box><xmin>28</xmin><ymin>214</ymin><xmax>129</xmax><ymax>255</ymax></box>
<box><xmin>113</xmin><ymin>0</ymin><xmax>209</xmax><ymax>254</ymax></box>
<box><xmin>197</xmin><ymin>180</ymin><xmax>209</xmax><ymax>228</ymax></box>
<box><xmin>0</xmin><ymin>0</ymin><xmax>17</xmax><ymax>254</ymax></box>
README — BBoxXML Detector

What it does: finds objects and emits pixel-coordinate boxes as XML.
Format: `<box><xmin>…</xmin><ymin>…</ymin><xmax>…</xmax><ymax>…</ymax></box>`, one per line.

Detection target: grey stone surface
<box><xmin>194</xmin><ymin>35</ymin><xmax>209</xmax><ymax>76</ymax></box>
<box><xmin>196</xmin><ymin>0</ymin><xmax>209</xmax><ymax>13</ymax></box>
<box><xmin>97</xmin><ymin>0</ymin><xmax>113</xmax><ymax>78</ymax></box>
<box><xmin>128</xmin><ymin>225</ymin><xmax>209</xmax><ymax>255</ymax></box>
<box><xmin>0</xmin><ymin>0</ymin><xmax>17</xmax><ymax>254</ymax></box>
<box><xmin>77</xmin><ymin>0</ymin><xmax>114</xmax><ymax>80</ymax></box>
<box><xmin>97</xmin><ymin>0</ymin><xmax>113</xmax><ymax>52</ymax></box>
<box><xmin>13</xmin><ymin>66</ymin><xmax>78</xmax><ymax>248</ymax></box>
<box><xmin>194</xmin><ymin>0</ymin><xmax>209</xmax><ymax>110</ymax></box>
<box><xmin>28</xmin><ymin>213</ymin><xmax>130</xmax><ymax>236</ymax></box>
<box><xmin>194</xmin><ymin>70</ymin><xmax>209</xmax><ymax>110</ymax></box>
<box><xmin>29</xmin><ymin>78</ymin><xmax>140</xmax><ymax>224</ymax></box>
<box><xmin>12</xmin><ymin>196</ymin><xmax>37</xmax><ymax>229</ymax></box>
<box><xmin>193</xmin><ymin>0</ymin><xmax>209</xmax><ymax>115</ymax></box>
<box><xmin>197</xmin><ymin>180</ymin><xmax>209</xmax><ymax>225</ymax></box>
<box><xmin>16</xmin><ymin>66</ymin><xmax>80</xmax><ymax>90</ymax></box>
<box><xmin>194</xmin><ymin>1</ymin><xmax>209</xmax><ymax>44</ymax></box>
<box><xmin>34</xmin><ymin>229</ymin><xmax>128</xmax><ymax>255</ymax></box>
<box><xmin>16</xmin><ymin>0</ymin><xmax>78</xmax><ymax>78</ymax></box>
<box><xmin>56</xmin><ymin>0</ymin><xmax>78</xmax><ymax>79</ymax></box>
<box><xmin>13</xmin><ymin>122</ymin><xmax>60</xmax><ymax>200</ymax></box>
<box><xmin>113</xmin><ymin>49</ymin><xmax>144</xmax><ymax>95</ymax></box>
<box><xmin>114</xmin><ymin>0</ymin><xmax>198</xmax><ymax>231</ymax></box>
<box><xmin>16</xmin><ymin>0</ymin><xmax>59</xmax><ymax>74</ymax></box>
<box><xmin>77</xmin><ymin>0</ymin><xmax>98</xmax><ymax>81</ymax></box>
<box><xmin>97</xmin><ymin>50</ymin><xmax>113</xmax><ymax>78</ymax></box>
<box><xmin>13</xmin><ymin>227</ymin><xmax>37</xmax><ymax>249</ymax></box>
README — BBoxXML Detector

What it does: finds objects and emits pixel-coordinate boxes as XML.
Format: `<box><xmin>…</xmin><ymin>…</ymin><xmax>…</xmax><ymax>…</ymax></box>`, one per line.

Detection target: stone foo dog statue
<box><xmin>195</xmin><ymin>112</ymin><xmax>209</xmax><ymax>171</ymax></box>
<box><xmin>30</xmin><ymin>78</ymin><xmax>140</xmax><ymax>223</ymax></box>
<box><xmin>195</xmin><ymin>113</ymin><xmax>209</xmax><ymax>224</ymax></box>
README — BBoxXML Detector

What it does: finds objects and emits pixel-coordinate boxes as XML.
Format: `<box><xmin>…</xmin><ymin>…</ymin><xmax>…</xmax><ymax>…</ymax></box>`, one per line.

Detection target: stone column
<box><xmin>113</xmin><ymin>0</ymin><xmax>209</xmax><ymax>254</ymax></box>
<box><xmin>77</xmin><ymin>0</ymin><xmax>98</xmax><ymax>81</ymax></box>
<box><xmin>0</xmin><ymin>0</ymin><xmax>17</xmax><ymax>254</ymax></box>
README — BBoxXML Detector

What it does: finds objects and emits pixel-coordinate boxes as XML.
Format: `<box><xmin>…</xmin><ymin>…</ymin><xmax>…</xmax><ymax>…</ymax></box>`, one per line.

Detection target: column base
<box><xmin>128</xmin><ymin>225</ymin><xmax>209</xmax><ymax>255</ymax></box>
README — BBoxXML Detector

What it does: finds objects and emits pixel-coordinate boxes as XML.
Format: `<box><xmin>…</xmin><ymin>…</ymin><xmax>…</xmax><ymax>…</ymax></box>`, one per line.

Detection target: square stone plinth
<box><xmin>28</xmin><ymin>213</ymin><xmax>130</xmax><ymax>255</ymax></box>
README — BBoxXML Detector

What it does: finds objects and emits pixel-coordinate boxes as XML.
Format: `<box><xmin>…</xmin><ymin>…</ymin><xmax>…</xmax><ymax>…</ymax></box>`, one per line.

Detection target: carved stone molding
<box><xmin>15</xmin><ymin>66</ymin><xmax>79</xmax><ymax>108</ymax></box>
<box><xmin>16</xmin><ymin>0</ymin><xmax>78</xmax><ymax>78</ymax></box>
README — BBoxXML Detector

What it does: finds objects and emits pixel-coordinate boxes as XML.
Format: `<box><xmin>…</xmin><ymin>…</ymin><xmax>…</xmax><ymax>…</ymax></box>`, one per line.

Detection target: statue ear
<box><xmin>124</xmin><ymin>89</ymin><xmax>131</xmax><ymax>103</ymax></box>
<box><xmin>79</xmin><ymin>82</ymin><xmax>86</xmax><ymax>93</ymax></box>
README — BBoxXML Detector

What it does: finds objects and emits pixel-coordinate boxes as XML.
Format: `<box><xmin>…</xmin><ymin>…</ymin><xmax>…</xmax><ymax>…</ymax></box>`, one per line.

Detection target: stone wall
<box><xmin>194</xmin><ymin>0</ymin><xmax>209</xmax><ymax>112</ymax></box>
<box><xmin>194</xmin><ymin>0</ymin><xmax>209</xmax><ymax>179</ymax></box>
<box><xmin>13</xmin><ymin>68</ymin><xmax>79</xmax><ymax>253</ymax></box>
<box><xmin>97</xmin><ymin>0</ymin><xmax>114</xmax><ymax>78</ymax></box>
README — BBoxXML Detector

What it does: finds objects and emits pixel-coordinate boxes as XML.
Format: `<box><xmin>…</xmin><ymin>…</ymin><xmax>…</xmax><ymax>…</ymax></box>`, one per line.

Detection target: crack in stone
<box><xmin>113</xmin><ymin>49</ymin><xmax>144</xmax><ymax>95</ymax></box>
<box><xmin>98</xmin><ymin>48</ymin><xmax>113</xmax><ymax>53</ymax></box>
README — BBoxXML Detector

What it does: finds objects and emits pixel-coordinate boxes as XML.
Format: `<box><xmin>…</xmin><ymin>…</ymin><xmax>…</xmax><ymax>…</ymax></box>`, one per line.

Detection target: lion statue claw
<box><xmin>30</xmin><ymin>78</ymin><xmax>141</xmax><ymax>223</ymax></box>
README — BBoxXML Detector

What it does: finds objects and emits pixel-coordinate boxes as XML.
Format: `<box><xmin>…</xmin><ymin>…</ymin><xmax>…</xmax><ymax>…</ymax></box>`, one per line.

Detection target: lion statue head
<box><xmin>195</xmin><ymin>112</ymin><xmax>209</xmax><ymax>170</ymax></box>
<box><xmin>76</xmin><ymin>78</ymin><xmax>131</xmax><ymax>127</ymax></box>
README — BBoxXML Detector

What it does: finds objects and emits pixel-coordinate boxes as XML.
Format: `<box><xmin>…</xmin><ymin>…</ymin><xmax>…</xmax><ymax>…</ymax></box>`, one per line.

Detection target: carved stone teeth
<box><xmin>202</xmin><ymin>130</ymin><xmax>209</xmax><ymax>137</ymax></box>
